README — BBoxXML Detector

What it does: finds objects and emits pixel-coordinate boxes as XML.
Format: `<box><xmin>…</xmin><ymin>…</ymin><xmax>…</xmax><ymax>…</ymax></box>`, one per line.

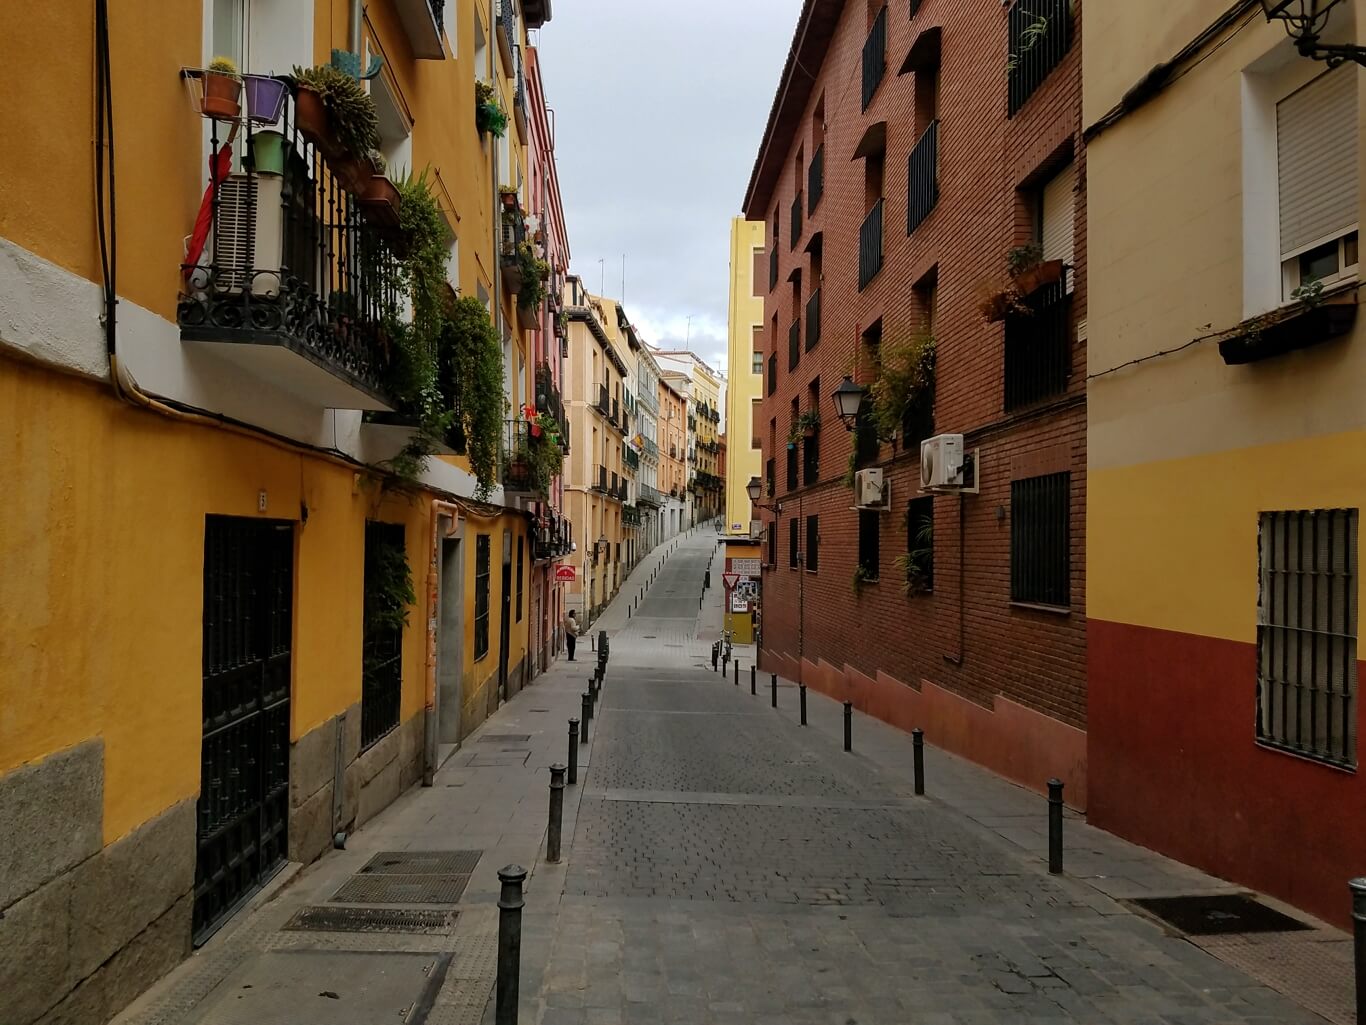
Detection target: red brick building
<box><xmin>744</xmin><ymin>0</ymin><xmax>1089</xmax><ymax>799</ymax></box>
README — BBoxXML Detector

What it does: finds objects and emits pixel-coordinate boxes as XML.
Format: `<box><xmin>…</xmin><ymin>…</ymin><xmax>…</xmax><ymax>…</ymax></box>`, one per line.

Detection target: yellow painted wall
<box><xmin>725</xmin><ymin>218</ymin><xmax>765</xmax><ymax>533</ymax></box>
<box><xmin>0</xmin><ymin>361</ymin><xmax>431</xmax><ymax>842</ymax></box>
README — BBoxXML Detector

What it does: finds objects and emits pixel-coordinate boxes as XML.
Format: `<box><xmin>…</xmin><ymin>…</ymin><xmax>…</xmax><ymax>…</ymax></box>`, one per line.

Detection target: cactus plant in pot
<box><xmin>201</xmin><ymin>56</ymin><xmax>242</xmax><ymax>120</ymax></box>
<box><xmin>291</xmin><ymin>65</ymin><xmax>380</xmax><ymax>190</ymax></box>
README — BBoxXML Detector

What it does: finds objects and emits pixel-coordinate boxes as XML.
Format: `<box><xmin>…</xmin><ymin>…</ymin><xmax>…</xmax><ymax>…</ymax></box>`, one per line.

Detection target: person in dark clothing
<box><xmin>565</xmin><ymin>609</ymin><xmax>578</xmax><ymax>661</ymax></box>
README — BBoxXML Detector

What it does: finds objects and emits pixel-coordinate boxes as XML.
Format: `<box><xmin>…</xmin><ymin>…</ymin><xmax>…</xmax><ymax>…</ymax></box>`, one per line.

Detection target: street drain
<box><xmin>331</xmin><ymin>873</ymin><xmax>471</xmax><ymax>904</ymax></box>
<box><xmin>643</xmin><ymin>635</ymin><xmax>658</xmax><ymax>639</ymax></box>
<box><xmin>359</xmin><ymin>850</ymin><xmax>482</xmax><ymax>875</ymax></box>
<box><xmin>1131</xmin><ymin>894</ymin><xmax>1312</xmax><ymax>935</ymax></box>
<box><xmin>478</xmin><ymin>733</ymin><xmax>530</xmax><ymax>743</ymax></box>
<box><xmin>283</xmin><ymin>906</ymin><xmax>457</xmax><ymax>934</ymax></box>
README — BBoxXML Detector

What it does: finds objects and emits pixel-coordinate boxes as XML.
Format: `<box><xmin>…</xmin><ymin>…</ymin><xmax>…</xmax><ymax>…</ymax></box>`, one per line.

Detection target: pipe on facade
<box><xmin>351</xmin><ymin>0</ymin><xmax>363</xmax><ymax>62</ymax></box>
<box><xmin>424</xmin><ymin>499</ymin><xmax>463</xmax><ymax>786</ymax></box>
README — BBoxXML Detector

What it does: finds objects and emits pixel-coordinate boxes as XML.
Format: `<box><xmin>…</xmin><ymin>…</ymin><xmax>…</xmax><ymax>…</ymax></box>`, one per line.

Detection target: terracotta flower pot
<box><xmin>202</xmin><ymin>71</ymin><xmax>242</xmax><ymax>120</ymax></box>
<box><xmin>294</xmin><ymin>84</ymin><xmax>330</xmax><ymax>151</ymax></box>
<box><xmin>1010</xmin><ymin>259</ymin><xmax>1064</xmax><ymax>296</ymax></box>
<box><xmin>334</xmin><ymin>155</ymin><xmax>371</xmax><ymax>195</ymax></box>
<box><xmin>802</xmin><ymin>426</ymin><xmax>816</xmax><ymax>439</ymax></box>
<box><xmin>359</xmin><ymin>174</ymin><xmax>402</xmax><ymax>228</ymax></box>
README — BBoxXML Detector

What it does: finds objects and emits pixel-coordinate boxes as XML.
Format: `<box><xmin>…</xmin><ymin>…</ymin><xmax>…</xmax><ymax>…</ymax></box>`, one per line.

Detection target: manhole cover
<box><xmin>1131</xmin><ymin>894</ymin><xmax>1312</xmax><ymax>935</ymax></box>
<box><xmin>283</xmin><ymin>906</ymin><xmax>457</xmax><ymax>934</ymax></box>
<box><xmin>332</xmin><ymin>873</ymin><xmax>471</xmax><ymax>904</ymax></box>
<box><xmin>478</xmin><ymin>734</ymin><xmax>530</xmax><ymax>743</ymax></box>
<box><xmin>359</xmin><ymin>850</ymin><xmax>482</xmax><ymax>875</ymax></box>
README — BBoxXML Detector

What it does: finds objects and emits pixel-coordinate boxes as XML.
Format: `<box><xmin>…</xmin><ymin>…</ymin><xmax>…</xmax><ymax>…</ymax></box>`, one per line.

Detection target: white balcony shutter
<box><xmin>1041</xmin><ymin>162</ymin><xmax>1075</xmax><ymax>267</ymax></box>
<box><xmin>1278</xmin><ymin>67</ymin><xmax>1359</xmax><ymax>257</ymax></box>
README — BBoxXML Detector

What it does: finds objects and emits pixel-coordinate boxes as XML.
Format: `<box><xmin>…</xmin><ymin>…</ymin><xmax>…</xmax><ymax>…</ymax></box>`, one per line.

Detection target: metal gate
<box><xmin>194</xmin><ymin>516</ymin><xmax>293</xmax><ymax>943</ymax></box>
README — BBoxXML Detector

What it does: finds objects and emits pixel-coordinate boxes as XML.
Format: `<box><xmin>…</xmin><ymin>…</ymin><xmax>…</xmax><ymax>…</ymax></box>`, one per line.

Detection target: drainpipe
<box><xmin>424</xmin><ymin>500</ymin><xmax>463</xmax><ymax>785</ymax></box>
<box><xmin>351</xmin><ymin>0</ymin><xmax>363</xmax><ymax>61</ymax></box>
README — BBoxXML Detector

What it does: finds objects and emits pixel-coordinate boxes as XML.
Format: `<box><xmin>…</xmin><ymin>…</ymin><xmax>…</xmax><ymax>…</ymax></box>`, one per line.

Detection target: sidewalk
<box><xmin>111</xmin><ymin>554</ymin><xmax>652</xmax><ymax>1025</ymax></box>
<box><xmin>749</xmin><ymin>660</ymin><xmax>1357</xmax><ymax>1025</ymax></box>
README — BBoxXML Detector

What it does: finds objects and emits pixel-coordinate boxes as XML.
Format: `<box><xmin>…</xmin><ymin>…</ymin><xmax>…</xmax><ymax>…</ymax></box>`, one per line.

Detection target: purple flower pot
<box><xmin>244</xmin><ymin>75</ymin><xmax>288</xmax><ymax>125</ymax></box>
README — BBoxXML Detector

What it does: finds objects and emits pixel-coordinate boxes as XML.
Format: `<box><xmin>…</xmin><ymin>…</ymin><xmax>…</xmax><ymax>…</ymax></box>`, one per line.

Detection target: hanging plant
<box><xmin>475</xmin><ymin>81</ymin><xmax>508</xmax><ymax>138</ymax></box>
<box><xmin>894</xmin><ymin>515</ymin><xmax>934</xmax><ymax>597</ymax></box>
<box><xmin>515</xmin><ymin>242</ymin><xmax>550</xmax><ymax>311</ymax></box>
<box><xmin>363</xmin><ymin>527</ymin><xmax>415</xmax><ymax>643</ymax></box>
<box><xmin>868</xmin><ymin>333</ymin><xmax>935</xmax><ymax>441</ymax></box>
<box><xmin>441</xmin><ymin>297</ymin><xmax>505</xmax><ymax>498</ymax></box>
<box><xmin>292</xmin><ymin>64</ymin><xmax>380</xmax><ymax>167</ymax></box>
<box><xmin>852</xmin><ymin>564</ymin><xmax>875</xmax><ymax>595</ymax></box>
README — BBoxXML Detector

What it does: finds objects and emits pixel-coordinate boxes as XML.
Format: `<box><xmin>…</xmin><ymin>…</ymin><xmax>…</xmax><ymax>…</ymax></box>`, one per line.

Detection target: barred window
<box><xmin>1010</xmin><ymin>472</ymin><xmax>1070</xmax><ymax>607</ymax></box>
<box><xmin>767</xmin><ymin>523</ymin><xmax>777</xmax><ymax>566</ymax></box>
<box><xmin>1258</xmin><ymin>509</ymin><xmax>1358</xmax><ymax>767</ymax></box>
<box><xmin>806</xmin><ymin>515</ymin><xmax>819</xmax><ymax>573</ymax></box>
<box><xmin>858</xmin><ymin>509</ymin><xmax>880</xmax><ymax>580</ymax></box>
<box><xmin>789</xmin><ymin>519</ymin><xmax>800</xmax><ymax>569</ymax></box>
<box><xmin>474</xmin><ymin>534</ymin><xmax>491</xmax><ymax>661</ymax></box>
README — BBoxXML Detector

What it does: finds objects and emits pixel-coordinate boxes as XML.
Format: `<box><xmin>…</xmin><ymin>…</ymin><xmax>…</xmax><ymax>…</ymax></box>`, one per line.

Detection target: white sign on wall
<box><xmin>730</xmin><ymin>558</ymin><xmax>762</xmax><ymax>577</ymax></box>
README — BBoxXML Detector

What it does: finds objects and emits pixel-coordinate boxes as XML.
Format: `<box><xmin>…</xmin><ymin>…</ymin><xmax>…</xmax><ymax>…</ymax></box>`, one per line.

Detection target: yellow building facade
<box><xmin>724</xmin><ymin>216</ymin><xmax>766</xmax><ymax>535</ymax></box>
<box><xmin>0</xmin><ymin>0</ymin><xmax>556</xmax><ymax>1018</ymax></box>
<box><xmin>1085</xmin><ymin>0</ymin><xmax>1366</xmax><ymax>929</ymax></box>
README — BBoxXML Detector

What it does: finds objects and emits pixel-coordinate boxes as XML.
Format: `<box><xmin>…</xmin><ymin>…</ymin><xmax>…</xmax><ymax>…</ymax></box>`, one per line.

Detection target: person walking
<box><xmin>564</xmin><ymin>609</ymin><xmax>579</xmax><ymax>662</ymax></box>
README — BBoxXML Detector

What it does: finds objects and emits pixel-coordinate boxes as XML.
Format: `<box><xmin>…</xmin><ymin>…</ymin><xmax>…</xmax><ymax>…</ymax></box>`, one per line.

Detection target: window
<box><xmin>1007</xmin><ymin>0</ymin><xmax>1074</xmax><ymax>118</ymax></box>
<box><xmin>1040</xmin><ymin>161</ymin><xmax>1076</xmax><ymax>292</ymax></box>
<box><xmin>1010</xmin><ymin>472</ymin><xmax>1070</xmax><ymax>607</ymax></box>
<box><xmin>1257</xmin><ymin>509</ymin><xmax>1358</xmax><ymax>767</ymax></box>
<box><xmin>786</xmin><ymin>439</ymin><xmax>799</xmax><ymax>491</ymax></box>
<box><xmin>854</xmin><ymin>398</ymin><xmax>879</xmax><ymax>469</ymax></box>
<box><xmin>1278</xmin><ymin>68</ymin><xmax>1360</xmax><ymax>298</ymax></box>
<box><xmin>474</xmin><ymin>533</ymin><xmax>491</xmax><ymax>660</ymax></box>
<box><xmin>905</xmin><ymin>497</ymin><xmax>933</xmax><ymax>593</ymax></box>
<box><xmin>765</xmin><ymin>456</ymin><xmax>775</xmax><ymax>497</ymax></box>
<box><xmin>858</xmin><ymin>509</ymin><xmax>880</xmax><ymax>580</ymax></box>
<box><xmin>752</xmin><ymin>350</ymin><xmax>764</xmax><ymax>374</ymax></box>
<box><xmin>806</xmin><ymin>515</ymin><xmax>819</xmax><ymax>573</ymax></box>
<box><xmin>767</xmin><ymin>523</ymin><xmax>777</xmax><ymax>566</ymax></box>
<box><xmin>516</xmin><ymin>536</ymin><xmax>524</xmax><ymax>622</ymax></box>
<box><xmin>861</xmin><ymin>4</ymin><xmax>887</xmax><ymax>111</ymax></box>
<box><xmin>361</xmin><ymin>521</ymin><xmax>404</xmax><ymax>749</ymax></box>
<box><xmin>789</xmin><ymin>519</ymin><xmax>800</xmax><ymax>569</ymax></box>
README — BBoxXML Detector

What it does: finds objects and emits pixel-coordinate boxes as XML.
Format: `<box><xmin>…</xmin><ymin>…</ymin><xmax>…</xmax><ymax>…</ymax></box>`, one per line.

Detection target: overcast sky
<box><xmin>533</xmin><ymin>1</ymin><xmax>802</xmax><ymax>380</ymax></box>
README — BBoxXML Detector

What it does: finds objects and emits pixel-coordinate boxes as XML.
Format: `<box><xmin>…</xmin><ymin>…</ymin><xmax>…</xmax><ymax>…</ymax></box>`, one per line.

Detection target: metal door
<box><xmin>498</xmin><ymin>530</ymin><xmax>512</xmax><ymax>701</ymax></box>
<box><xmin>194</xmin><ymin>516</ymin><xmax>292</xmax><ymax>943</ymax></box>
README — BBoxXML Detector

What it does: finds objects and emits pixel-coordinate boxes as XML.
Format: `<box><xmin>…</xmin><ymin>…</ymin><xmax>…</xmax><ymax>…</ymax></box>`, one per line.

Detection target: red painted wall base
<box><xmin>1090</xmin><ymin>618</ymin><xmax>1366</xmax><ymax>930</ymax></box>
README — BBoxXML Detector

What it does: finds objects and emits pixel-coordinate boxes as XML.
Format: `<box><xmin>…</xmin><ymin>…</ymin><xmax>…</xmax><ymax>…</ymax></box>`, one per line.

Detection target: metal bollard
<box><xmin>734</xmin><ymin>660</ymin><xmax>739</xmax><ymax>687</ymax></box>
<box><xmin>582</xmin><ymin>691</ymin><xmax>592</xmax><ymax>729</ymax></box>
<box><xmin>567</xmin><ymin>720</ymin><xmax>579</xmax><ymax>784</ymax></box>
<box><xmin>799</xmin><ymin>683</ymin><xmax>807</xmax><ymax>725</ymax></box>
<box><xmin>546</xmin><ymin>765</ymin><xmax>565</xmax><ymax>863</ymax></box>
<box><xmin>843</xmin><ymin>701</ymin><xmax>852</xmax><ymax>751</ymax></box>
<box><xmin>771</xmin><ymin>672</ymin><xmax>777</xmax><ymax>708</ymax></box>
<box><xmin>496</xmin><ymin>865</ymin><xmax>527</xmax><ymax>1025</ymax></box>
<box><xmin>712</xmin><ymin>642</ymin><xmax>719</xmax><ymax>672</ymax></box>
<box><xmin>751</xmin><ymin>665</ymin><xmax>756</xmax><ymax>694</ymax></box>
<box><xmin>912</xmin><ymin>728</ymin><xmax>925</xmax><ymax>796</ymax></box>
<box><xmin>1048</xmin><ymin>779</ymin><xmax>1064</xmax><ymax>874</ymax></box>
<box><xmin>579</xmin><ymin>711</ymin><xmax>587</xmax><ymax>744</ymax></box>
<box><xmin>1351</xmin><ymin>878</ymin><xmax>1366</xmax><ymax>1022</ymax></box>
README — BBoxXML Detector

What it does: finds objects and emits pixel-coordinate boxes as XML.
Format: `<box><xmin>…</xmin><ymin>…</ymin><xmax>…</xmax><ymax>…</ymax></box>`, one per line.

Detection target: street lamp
<box><xmin>831</xmin><ymin>376</ymin><xmax>866</xmax><ymax>431</ymax></box>
<box><xmin>1260</xmin><ymin>0</ymin><xmax>1365</xmax><ymax>65</ymax></box>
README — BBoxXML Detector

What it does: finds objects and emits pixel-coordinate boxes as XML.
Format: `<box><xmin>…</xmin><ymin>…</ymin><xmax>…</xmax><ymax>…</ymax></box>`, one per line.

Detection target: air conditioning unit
<box><xmin>211</xmin><ymin>173</ymin><xmax>283</xmax><ymax>297</ymax></box>
<box><xmin>920</xmin><ymin>434</ymin><xmax>965</xmax><ymax>489</ymax></box>
<box><xmin>854</xmin><ymin>468</ymin><xmax>889</xmax><ymax>510</ymax></box>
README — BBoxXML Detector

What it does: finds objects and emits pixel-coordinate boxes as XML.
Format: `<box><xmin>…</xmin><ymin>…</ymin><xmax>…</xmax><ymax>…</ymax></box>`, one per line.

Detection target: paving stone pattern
<box><xmin>525</xmin><ymin>532</ymin><xmax>1325</xmax><ymax>1024</ymax></box>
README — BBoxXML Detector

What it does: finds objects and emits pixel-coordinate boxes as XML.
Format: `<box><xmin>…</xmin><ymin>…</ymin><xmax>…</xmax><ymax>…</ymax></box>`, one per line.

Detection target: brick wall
<box><xmin>747</xmin><ymin>1</ymin><xmax>1089</xmax><ymax>768</ymax></box>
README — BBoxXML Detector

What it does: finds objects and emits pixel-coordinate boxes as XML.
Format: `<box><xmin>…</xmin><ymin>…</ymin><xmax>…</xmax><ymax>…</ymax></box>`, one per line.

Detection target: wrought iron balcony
<box><xmin>906</xmin><ymin>119</ymin><xmax>939</xmax><ymax>235</ymax></box>
<box><xmin>862</xmin><ymin>5</ymin><xmax>887</xmax><ymax>111</ymax></box>
<box><xmin>496</xmin><ymin>0</ymin><xmax>516</xmax><ymax>69</ymax></box>
<box><xmin>596</xmin><ymin>464</ymin><xmax>608</xmax><ymax>492</ymax></box>
<box><xmin>513</xmin><ymin>44</ymin><xmax>528</xmax><ymax>133</ymax></box>
<box><xmin>394</xmin><ymin>0</ymin><xmax>446</xmax><ymax>59</ymax></box>
<box><xmin>1008</xmin><ymin>0</ymin><xmax>1073</xmax><ymax>118</ymax></box>
<box><xmin>638</xmin><ymin>483</ymin><xmax>663</xmax><ymax>508</ymax></box>
<box><xmin>596</xmin><ymin>383</ymin><xmax>611</xmax><ymax>417</ymax></box>
<box><xmin>500</xmin><ymin>214</ymin><xmax>526</xmax><ymax>293</ymax></box>
<box><xmin>790</xmin><ymin>191</ymin><xmax>803</xmax><ymax>250</ymax></box>
<box><xmin>1004</xmin><ymin>270</ymin><xmax>1072</xmax><ymax>410</ymax></box>
<box><xmin>788</xmin><ymin>320</ymin><xmax>801</xmax><ymax>371</ymax></box>
<box><xmin>858</xmin><ymin>198</ymin><xmax>884</xmax><ymax>290</ymax></box>
<box><xmin>501</xmin><ymin>419</ymin><xmax>548</xmax><ymax>497</ymax></box>
<box><xmin>808</xmin><ymin>144</ymin><xmax>824</xmax><ymax>215</ymax></box>
<box><xmin>177</xmin><ymin>89</ymin><xmax>402</xmax><ymax>411</ymax></box>
<box><xmin>805</xmin><ymin>288</ymin><xmax>821</xmax><ymax>351</ymax></box>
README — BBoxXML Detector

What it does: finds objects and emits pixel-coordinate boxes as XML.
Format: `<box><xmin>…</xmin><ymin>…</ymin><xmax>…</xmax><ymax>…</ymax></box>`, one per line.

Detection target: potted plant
<box><xmin>201</xmin><ymin>56</ymin><xmax>242</xmax><ymax>120</ymax></box>
<box><xmin>1006</xmin><ymin>241</ymin><xmax>1063</xmax><ymax>296</ymax></box>
<box><xmin>359</xmin><ymin>151</ymin><xmax>402</xmax><ymax>227</ymax></box>
<box><xmin>243</xmin><ymin>73</ymin><xmax>288</xmax><ymax>124</ymax></box>
<box><xmin>499</xmin><ymin>185</ymin><xmax>520</xmax><ymax>210</ymax></box>
<box><xmin>291</xmin><ymin>65</ymin><xmax>380</xmax><ymax>189</ymax></box>
<box><xmin>852</xmin><ymin>564</ymin><xmax>875</xmax><ymax>595</ymax></box>
<box><xmin>291</xmin><ymin>69</ymin><xmax>330</xmax><ymax>149</ymax></box>
<box><xmin>476</xmin><ymin>81</ymin><xmax>508</xmax><ymax>138</ymax></box>
<box><xmin>796</xmin><ymin>410</ymin><xmax>821</xmax><ymax>439</ymax></box>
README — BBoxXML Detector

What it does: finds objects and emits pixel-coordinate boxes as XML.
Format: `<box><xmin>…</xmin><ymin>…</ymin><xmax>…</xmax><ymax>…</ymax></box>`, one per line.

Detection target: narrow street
<box><xmin>109</xmin><ymin>527</ymin><xmax>1345</xmax><ymax>1025</ymax></box>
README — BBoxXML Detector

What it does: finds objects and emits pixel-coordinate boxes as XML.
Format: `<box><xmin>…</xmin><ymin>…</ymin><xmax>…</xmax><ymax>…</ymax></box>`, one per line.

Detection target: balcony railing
<box><xmin>612</xmin><ymin>396</ymin><xmax>621</xmax><ymax>428</ymax></box>
<box><xmin>906</xmin><ymin>120</ymin><xmax>939</xmax><ymax>236</ymax></box>
<box><xmin>808</xmin><ymin>144</ymin><xmax>824</xmax><ymax>214</ymax></box>
<box><xmin>496</xmin><ymin>0</ymin><xmax>516</xmax><ymax>68</ymax></box>
<box><xmin>624</xmin><ymin>447</ymin><xmax>640</xmax><ymax>471</ymax></box>
<box><xmin>862</xmin><ymin>5</ymin><xmax>887</xmax><ymax>111</ymax></box>
<box><xmin>501</xmin><ymin>419</ymin><xmax>547</xmax><ymax>496</ymax></box>
<box><xmin>394</xmin><ymin>0</ymin><xmax>446</xmax><ymax>59</ymax></box>
<box><xmin>790</xmin><ymin>191</ymin><xmax>803</xmax><ymax>250</ymax></box>
<box><xmin>858</xmin><ymin>198</ymin><xmax>884</xmax><ymax>290</ymax></box>
<box><xmin>805</xmin><ymin>288</ymin><xmax>821</xmax><ymax>352</ymax></box>
<box><xmin>596</xmin><ymin>383</ymin><xmax>611</xmax><ymax>417</ymax></box>
<box><xmin>178</xmin><ymin>88</ymin><xmax>404</xmax><ymax>411</ymax></box>
<box><xmin>1008</xmin><ymin>0</ymin><xmax>1073</xmax><ymax>118</ymax></box>
<box><xmin>500</xmin><ymin>213</ymin><xmax>526</xmax><ymax>293</ymax></box>
<box><xmin>638</xmin><ymin>483</ymin><xmax>663</xmax><ymax>508</ymax></box>
<box><xmin>768</xmin><ymin>245</ymin><xmax>778</xmax><ymax>292</ymax></box>
<box><xmin>596</xmin><ymin>464</ymin><xmax>608</xmax><ymax>492</ymax></box>
<box><xmin>788</xmin><ymin>320</ymin><xmax>800</xmax><ymax>371</ymax></box>
<box><xmin>767</xmin><ymin>353</ymin><xmax>777</xmax><ymax>396</ymax></box>
<box><xmin>512</xmin><ymin>43</ymin><xmax>528</xmax><ymax>133</ymax></box>
<box><xmin>1004</xmin><ymin>270</ymin><xmax>1072</xmax><ymax>410</ymax></box>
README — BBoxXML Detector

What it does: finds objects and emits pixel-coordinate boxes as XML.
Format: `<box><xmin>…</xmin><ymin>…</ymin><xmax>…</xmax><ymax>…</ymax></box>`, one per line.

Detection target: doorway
<box><xmin>195</xmin><ymin>516</ymin><xmax>292</xmax><ymax>944</ymax></box>
<box><xmin>497</xmin><ymin>529</ymin><xmax>512</xmax><ymax>705</ymax></box>
<box><xmin>437</xmin><ymin>534</ymin><xmax>463</xmax><ymax>755</ymax></box>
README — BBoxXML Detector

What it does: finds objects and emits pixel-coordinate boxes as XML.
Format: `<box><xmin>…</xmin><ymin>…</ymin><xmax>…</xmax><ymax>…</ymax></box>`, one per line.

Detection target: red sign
<box><xmin>722</xmin><ymin>572</ymin><xmax>740</xmax><ymax>590</ymax></box>
<box><xmin>555</xmin><ymin>565</ymin><xmax>577</xmax><ymax>581</ymax></box>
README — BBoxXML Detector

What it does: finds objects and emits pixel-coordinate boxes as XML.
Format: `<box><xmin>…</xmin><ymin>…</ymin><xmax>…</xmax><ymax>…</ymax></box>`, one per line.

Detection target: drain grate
<box><xmin>478</xmin><ymin>733</ymin><xmax>531</xmax><ymax>743</ymax></box>
<box><xmin>1131</xmin><ymin>894</ymin><xmax>1313</xmax><ymax>935</ymax></box>
<box><xmin>359</xmin><ymin>850</ymin><xmax>482</xmax><ymax>876</ymax></box>
<box><xmin>282</xmin><ymin>905</ymin><xmax>456</xmax><ymax>934</ymax></box>
<box><xmin>331</xmin><ymin>873</ymin><xmax>471</xmax><ymax>904</ymax></box>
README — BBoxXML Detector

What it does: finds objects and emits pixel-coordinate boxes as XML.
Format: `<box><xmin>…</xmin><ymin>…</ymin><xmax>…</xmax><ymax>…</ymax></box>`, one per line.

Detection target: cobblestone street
<box><xmin>518</xmin><ymin>532</ymin><xmax>1334</xmax><ymax>1025</ymax></box>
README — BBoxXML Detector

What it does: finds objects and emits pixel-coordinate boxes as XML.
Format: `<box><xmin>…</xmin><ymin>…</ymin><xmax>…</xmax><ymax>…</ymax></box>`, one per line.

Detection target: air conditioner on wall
<box><xmin>920</xmin><ymin>434</ymin><xmax>965</xmax><ymax>490</ymax></box>
<box><xmin>210</xmin><ymin>173</ymin><xmax>283</xmax><ymax>298</ymax></box>
<box><xmin>854</xmin><ymin>468</ymin><xmax>889</xmax><ymax>510</ymax></box>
